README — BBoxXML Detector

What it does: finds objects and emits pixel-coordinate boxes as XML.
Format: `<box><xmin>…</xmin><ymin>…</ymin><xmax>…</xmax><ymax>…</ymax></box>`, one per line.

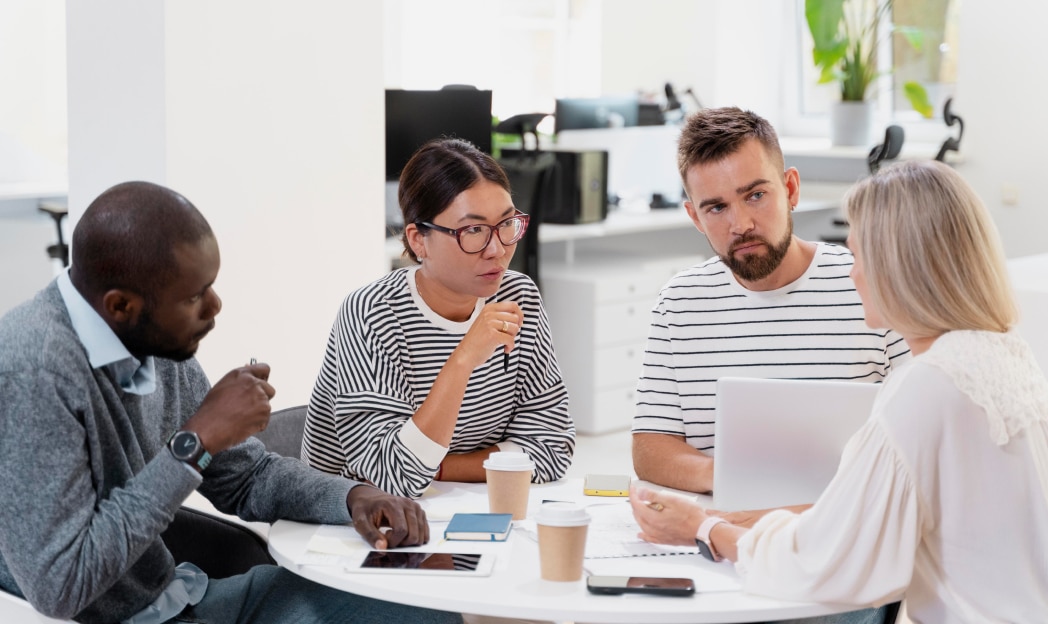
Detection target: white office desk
<box><xmin>267</xmin><ymin>479</ymin><xmax>854</xmax><ymax>623</ymax></box>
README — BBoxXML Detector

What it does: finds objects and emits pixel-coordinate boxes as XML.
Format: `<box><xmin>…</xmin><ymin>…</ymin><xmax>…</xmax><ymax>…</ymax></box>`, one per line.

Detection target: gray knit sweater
<box><xmin>0</xmin><ymin>282</ymin><xmax>357</xmax><ymax>623</ymax></box>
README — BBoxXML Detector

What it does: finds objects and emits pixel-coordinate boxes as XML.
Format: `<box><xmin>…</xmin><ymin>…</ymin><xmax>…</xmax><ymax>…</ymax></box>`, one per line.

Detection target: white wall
<box><xmin>952</xmin><ymin>0</ymin><xmax>1048</xmax><ymax>258</ymax></box>
<box><xmin>66</xmin><ymin>1</ymin><xmax>387</xmax><ymax>409</ymax></box>
<box><xmin>599</xmin><ymin>0</ymin><xmax>718</xmax><ymax>99</ymax></box>
<box><xmin>0</xmin><ymin>0</ymin><xmax>67</xmax><ymax>169</ymax></box>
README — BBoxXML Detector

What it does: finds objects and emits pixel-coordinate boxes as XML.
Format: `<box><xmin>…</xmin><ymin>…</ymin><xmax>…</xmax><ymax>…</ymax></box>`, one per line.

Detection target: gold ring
<box><xmin>501</xmin><ymin>320</ymin><xmax>509</xmax><ymax>333</ymax></box>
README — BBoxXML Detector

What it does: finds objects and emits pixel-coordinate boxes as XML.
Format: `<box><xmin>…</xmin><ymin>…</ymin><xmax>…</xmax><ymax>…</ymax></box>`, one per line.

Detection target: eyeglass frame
<box><xmin>415</xmin><ymin>211</ymin><xmax>531</xmax><ymax>254</ymax></box>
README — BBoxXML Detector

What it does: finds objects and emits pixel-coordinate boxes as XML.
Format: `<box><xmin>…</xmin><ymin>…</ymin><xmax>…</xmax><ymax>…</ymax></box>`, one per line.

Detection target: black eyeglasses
<box><xmin>416</xmin><ymin>212</ymin><xmax>530</xmax><ymax>254</ymax></box>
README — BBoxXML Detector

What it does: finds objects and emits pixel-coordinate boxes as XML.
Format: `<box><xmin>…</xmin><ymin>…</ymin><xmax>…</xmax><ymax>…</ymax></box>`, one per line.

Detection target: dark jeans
<box><xmin>774</xmin><ymin>605</ymin><xmax>889</xmax><ymax>624</ymax></box>
<box><xmin>169</xmin><ymin>565</ymin><xmax>462</xmax><ymax>624</ymax></box>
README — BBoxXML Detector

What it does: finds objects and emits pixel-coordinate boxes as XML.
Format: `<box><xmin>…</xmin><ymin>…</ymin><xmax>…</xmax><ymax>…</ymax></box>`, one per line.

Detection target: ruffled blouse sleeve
<box><xmin>735</xmin><ymin>419</ymin><xmax>920</xmax><ymax>607</ymax></box>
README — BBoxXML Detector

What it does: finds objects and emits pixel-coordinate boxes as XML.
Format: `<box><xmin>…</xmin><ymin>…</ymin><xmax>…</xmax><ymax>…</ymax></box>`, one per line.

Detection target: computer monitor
<box><xmin>554</xmin><ymin>95</ymin><xmax>640</xmax><ymax>134</ymax></box>
<box><xmin>385</xmin><ymin>88</ymin><xmax>493</xmax><ymax>181</ymax></box>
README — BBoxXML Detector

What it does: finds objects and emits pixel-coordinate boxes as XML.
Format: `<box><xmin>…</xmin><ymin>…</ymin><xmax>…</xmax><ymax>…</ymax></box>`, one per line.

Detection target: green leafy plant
<box><xmin>805</xmin><ymin>0</ymin><xmax>934</xmax><ymax>117</ymax></box>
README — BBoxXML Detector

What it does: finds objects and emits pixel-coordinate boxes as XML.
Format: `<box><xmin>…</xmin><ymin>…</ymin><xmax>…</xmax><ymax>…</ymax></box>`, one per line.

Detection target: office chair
<box><xmin>495</xmin><ymin>113</ymin><xmax>557</xmax><ymax>290</ymax></box>
<box><xmin>163</xmin><ymin>407</ymin><xmax>313</xmax><ymax>580</ymax></box>
<box><xmin>161</xmin><ymin>506</ymin><xmax>275</xmax><ymax>578</ymax></box>
<box><xmin>253</xmin><ymin>404</ymin><xmax>309</xmax><ymax>458</ymax></box>
<box><xmin>823</xmin><ymin>124</ymin><xmax>907</xmax><ymax>246</ymax></box>
<box><xmin>38</xmin><ymin>200</ymin><xmax>69</xmax><ymax>269</ymax></box>
<box><xmin>934</xmin><ymin>97</ymin><xmax>964</xmax><ymax>162</ymax></box>
<box><xmin>867</xmin><ymin>125</ymin><xmax>905</xmax><ymax>174</ymax></box>
<box><xmin>0</xmin><ymin>505</ymin><xmax>275</xmax><ymax>623</ymax></box>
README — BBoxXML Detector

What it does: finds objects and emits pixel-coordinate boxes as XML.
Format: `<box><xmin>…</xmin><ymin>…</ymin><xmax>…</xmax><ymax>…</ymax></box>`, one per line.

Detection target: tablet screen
<box><xmin>360</xmin><ymin>551</ymin><xmax>483</xmax><ymax>572</ymax></box>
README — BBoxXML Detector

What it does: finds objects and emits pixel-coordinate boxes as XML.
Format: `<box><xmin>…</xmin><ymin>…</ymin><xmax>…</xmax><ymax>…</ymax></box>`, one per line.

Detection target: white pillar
<box><xmin>66</xmin><ymin>0</ymin><xmax>387</xmax><ymax>408</ymax></box>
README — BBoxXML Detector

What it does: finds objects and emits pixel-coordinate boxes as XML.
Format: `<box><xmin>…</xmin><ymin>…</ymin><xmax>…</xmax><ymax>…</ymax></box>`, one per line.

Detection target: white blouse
<box><xmin>735</xmin><ymin>330</ymin><xmax>1048</xmax><ymax>623</ymax></box>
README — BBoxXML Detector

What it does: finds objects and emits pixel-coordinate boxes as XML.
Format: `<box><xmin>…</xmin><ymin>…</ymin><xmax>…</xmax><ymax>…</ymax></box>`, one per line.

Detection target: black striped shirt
<box><xmin>303</xmin><ymin>267</ymin><xmax>574</xmax><ymax>498</ymax></box>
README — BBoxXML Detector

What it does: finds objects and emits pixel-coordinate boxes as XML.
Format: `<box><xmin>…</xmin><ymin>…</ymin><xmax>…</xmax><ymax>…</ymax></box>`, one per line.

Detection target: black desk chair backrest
<box><xmin>500</xmin><ymin>151</ymin><xmax>557</xmax><ymax>289</ymax></box>
<box><xmin>495</xmin><ymin>112</ymin><xmax>557</xmax><ymax>290</ymax></box>
<box><xmin>161</xmin><ymin>507</ymin><xmax>275</xmax><ymax>578</ymax></box>
<box><xmin>163</xmin><ymin>404</ymin><xmax>311</xmax><ymax>578</ymax></box>
<box><xmin>253</xmin><ymin>404</ymin><xmax>308</xmax><ymax>459</ymax></box>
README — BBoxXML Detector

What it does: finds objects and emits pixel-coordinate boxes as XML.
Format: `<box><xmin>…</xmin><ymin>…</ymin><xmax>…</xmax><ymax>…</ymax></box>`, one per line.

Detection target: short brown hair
<box><xmin>844</xmin><ymin>160</ymin><xmax>1016</xmax><ymax>337</ymax></box>
<box><xmin>397</xmin><ymin>138</ymin><xmax>511</xmax><ymax>263</ymax></box>
<box><xmin>677</xmin><ymin>107</ymin><xmax>784</xmax><ymax>184</ymax></box>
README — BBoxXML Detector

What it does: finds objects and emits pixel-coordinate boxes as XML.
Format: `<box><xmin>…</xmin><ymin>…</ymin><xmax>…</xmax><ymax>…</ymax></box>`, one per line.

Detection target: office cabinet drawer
<box><xmin>583</xmin><ymin>385</ymin><xmax>637</xmax><ymax>434</ymax></box>
<box><xmin>593</xmin><ymin>299</ymin><xmax>653</xmax><ymax>344</ymax></box>
<box><xmin>592</xmin><ymin>273</ymin><xmax>660</xmax><ymax>304</ymax></box>
<box><xmin>593</xmin><ymin>342</ymin><xmax>644</xmax><ymax>388</ymax></box>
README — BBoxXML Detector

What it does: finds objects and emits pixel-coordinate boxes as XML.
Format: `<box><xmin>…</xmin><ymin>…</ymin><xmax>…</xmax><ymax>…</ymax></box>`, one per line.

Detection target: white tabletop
<box><xmin>267</xmin><ymin>479</ymin><xmax>854</xmax><ymax>623</ymax></box>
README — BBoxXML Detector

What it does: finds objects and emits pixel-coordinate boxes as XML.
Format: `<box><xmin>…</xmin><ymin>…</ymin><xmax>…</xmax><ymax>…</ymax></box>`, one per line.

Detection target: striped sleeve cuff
<box><xmin>397</xmin><ymin>418</ymin><xmax>449</xmax><ymax>469</ymax></box>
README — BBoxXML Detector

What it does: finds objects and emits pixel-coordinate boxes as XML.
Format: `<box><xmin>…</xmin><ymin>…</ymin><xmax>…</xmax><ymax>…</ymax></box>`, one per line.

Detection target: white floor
<box><xmin>564</xmin><ymin>429</ymin><xmax>635</xmax><ymax>480</ymax></box>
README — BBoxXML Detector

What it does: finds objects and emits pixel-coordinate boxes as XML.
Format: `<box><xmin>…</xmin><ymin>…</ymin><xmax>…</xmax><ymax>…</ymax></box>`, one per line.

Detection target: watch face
<box><xmin>171</xmin><ymin>432</ymin><xmax>198</xmax><ymax>458</ymax></box>
<box><xmin>695</xmin><ymin>539</ymin><xmax>716</xmax><ymax>562</ymax></box>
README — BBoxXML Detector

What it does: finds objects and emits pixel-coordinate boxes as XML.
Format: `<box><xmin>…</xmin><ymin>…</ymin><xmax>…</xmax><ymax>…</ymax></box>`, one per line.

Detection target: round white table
<box><xmin>267</xmin><ymin>479</ymin><xmax>856</xmax><ymax>623</ymax></box>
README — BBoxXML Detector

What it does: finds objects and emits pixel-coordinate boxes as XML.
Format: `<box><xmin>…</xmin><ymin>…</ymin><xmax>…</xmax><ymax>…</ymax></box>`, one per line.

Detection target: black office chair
<box><xmin>38</xmin><ymin>200</ymin><xmax>69</xmax><ymax>268</ymax></box>
<box><xmin>162</xmin><ymin>406</ymin><xmax>311</xmax><ymax>579</ymax></box>
<box><xmin>867</xmin><ymin>125</ymin><xmax>905</xmax><ymax>174</ymax></box>
<box><xmin>495</xmin><ymin>113</ymin><xmax>557</xmax><ymax>290</ymax></box>
<box><xmin>823</xmin><ymin>124</ymin><xmax>906</xmax><ymax>247</ymax></box>
<box><xmin>934</xmin><ymin>97</ymin><xmax>964</xmax><ymax>162</ymax></box>
<box><xmin>253</xmin><ymin>404</ymin><xmax>308</xmax><ymax>458</ymax></box>
<box><xmin>161</xmin><ymin>506</ymin><xmax>275</xmax><ymax>578</ymax></box>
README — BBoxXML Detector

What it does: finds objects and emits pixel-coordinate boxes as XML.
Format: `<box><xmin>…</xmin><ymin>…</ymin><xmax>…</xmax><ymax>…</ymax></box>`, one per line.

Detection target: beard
<box><xmin>721</xmin><ymin>216</ymin><xmax>794</xmax><ymax>282</ymax></box>
<box><xmin>121</xmin><ymin>306</ymin><xmax>201</xmax><ymax>362</ymax></box>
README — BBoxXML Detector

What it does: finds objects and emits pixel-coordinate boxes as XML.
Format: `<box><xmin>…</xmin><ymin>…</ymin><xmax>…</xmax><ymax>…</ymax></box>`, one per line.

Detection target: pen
<box><xmin>503</xmin><ymin>350</ymin><xmax>509</xmax><ymax>373</ymax></box>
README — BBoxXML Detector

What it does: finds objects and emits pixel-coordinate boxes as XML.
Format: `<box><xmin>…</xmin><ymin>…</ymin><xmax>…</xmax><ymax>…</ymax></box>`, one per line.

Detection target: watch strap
<box><xmin>192</xmin><ymin>447</ymin><xmax>213</xmax><ymax>472</ymax></box>
<box><xmin>695</xmin><ymin>516</ymin><xmax>727</xmax><ymax>562</ymax></box>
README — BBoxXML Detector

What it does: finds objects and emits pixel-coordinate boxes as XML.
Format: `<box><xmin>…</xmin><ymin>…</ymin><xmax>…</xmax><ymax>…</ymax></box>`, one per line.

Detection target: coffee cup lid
<box><xmin>483</xmin><ymin>451</ymin><xmax>535</xmax><ymax>472</ymax></box>
<box><xmin>534</xmin><ymin>502</ymin><xmax>591</xmax><ymax>527</ymax></box>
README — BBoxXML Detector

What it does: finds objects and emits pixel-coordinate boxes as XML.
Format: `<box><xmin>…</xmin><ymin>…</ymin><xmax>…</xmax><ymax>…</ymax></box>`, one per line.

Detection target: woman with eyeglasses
<box><xmin>302</xmin><ymin>138</ymin><xmax>574</xmax><ymax>499</ymax></box>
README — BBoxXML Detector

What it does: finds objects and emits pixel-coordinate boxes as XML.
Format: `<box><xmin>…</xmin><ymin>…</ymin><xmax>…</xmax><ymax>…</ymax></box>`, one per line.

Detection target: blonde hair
<box><xmin>843</xmin><ymin>160</ymin><xmax>1016</xmax><ymax>338</ymax></box>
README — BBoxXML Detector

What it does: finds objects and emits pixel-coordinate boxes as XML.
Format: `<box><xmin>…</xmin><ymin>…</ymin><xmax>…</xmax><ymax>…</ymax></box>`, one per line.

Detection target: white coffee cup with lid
<box><xmin>483</xmin><ymin>451</ymin><xmax>535</xmax><ymax>520</ymax></box>
<box><xmin>534</xmin><ymin>502</ymin><xmax>591</xmax><ymax>581</ymax></box>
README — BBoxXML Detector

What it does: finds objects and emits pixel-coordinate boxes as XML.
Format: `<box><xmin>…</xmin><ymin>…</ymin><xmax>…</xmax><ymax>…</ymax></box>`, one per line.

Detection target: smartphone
<box><xmin>583</xmin><ymin>474</ymin><xmax>631</xmax><ymax>497</ymax></box>
<box><xmin>347</xmin><ymin>551</ymin><xmax>495</xmax><ymax>577</ymax></box>
<box><xmin>586</xmin><ymin>575</ymin><xmax>695</xmax><ymax>596</ymax></box>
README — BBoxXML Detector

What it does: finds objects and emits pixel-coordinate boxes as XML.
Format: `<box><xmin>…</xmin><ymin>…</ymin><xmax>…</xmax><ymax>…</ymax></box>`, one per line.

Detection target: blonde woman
<box><xmin>630</xmin><ymin>160</ymin><xmax>1048</xmax><ymax>622</ymax></box>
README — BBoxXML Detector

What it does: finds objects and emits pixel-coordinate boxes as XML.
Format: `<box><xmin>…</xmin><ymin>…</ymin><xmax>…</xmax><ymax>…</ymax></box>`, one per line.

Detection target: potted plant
<box><xmin>805</xmin><ymin>0</ymin><xmax>934</xmax><ymax>146</ymax></box>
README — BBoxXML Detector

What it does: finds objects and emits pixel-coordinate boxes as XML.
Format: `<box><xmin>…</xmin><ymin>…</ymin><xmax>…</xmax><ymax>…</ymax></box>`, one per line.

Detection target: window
<box><xmin>781</xmin><ymin>0</ymin><xmax>959</xmax><ymax>142</ymax></box>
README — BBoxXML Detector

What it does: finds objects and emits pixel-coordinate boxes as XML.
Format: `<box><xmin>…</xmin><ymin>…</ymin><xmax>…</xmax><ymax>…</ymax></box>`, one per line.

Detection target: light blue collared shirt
<box><xmin>56</xmin><ymin>270</ymin><xmax>208</xmax><ymax>622</ymax></box>
<box><xmin>56</xmin><ymin>270</ymin><xmax>157</xmax><ymax>396</ymax></box>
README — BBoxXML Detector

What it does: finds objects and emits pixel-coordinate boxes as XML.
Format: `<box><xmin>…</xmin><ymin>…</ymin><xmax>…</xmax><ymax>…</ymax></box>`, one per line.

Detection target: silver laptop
<box><xmin>711</xmin><ymin>377</ymin><xmax>881</xmax><ymax>512</ymax></box>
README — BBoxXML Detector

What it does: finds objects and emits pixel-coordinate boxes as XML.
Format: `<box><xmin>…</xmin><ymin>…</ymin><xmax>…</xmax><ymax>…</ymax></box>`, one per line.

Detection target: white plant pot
<box><xmin>830</xmin><ymin>101</ymin><xmax>874</xmax><ymax>147</ymax></box>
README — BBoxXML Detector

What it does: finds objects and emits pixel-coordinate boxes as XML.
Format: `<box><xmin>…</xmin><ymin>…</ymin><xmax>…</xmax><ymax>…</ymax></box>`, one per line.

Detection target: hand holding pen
<box><xmin>184</xmin><ymin>357</ymin><xmax>276</xmax><ymax>454</ymax></box>
<box><xmin>453</xmin><ymin>302</ymin><xmax>522</xmax><ymax>373</ymax></box>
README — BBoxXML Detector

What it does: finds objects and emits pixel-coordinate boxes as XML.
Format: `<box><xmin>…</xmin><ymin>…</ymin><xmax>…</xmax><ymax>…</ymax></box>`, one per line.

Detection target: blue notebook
<box><xmin>443</xmin><ymin>513</ymin><xmax>513</xmax><ymax>542</ymax></box>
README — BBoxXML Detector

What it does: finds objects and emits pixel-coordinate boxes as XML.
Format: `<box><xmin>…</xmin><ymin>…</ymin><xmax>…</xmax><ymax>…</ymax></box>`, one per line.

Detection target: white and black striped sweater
<box><xmin>303</xmin><ymin>266</ymin><xmax>574</xmax><ymax>498</ymax></box>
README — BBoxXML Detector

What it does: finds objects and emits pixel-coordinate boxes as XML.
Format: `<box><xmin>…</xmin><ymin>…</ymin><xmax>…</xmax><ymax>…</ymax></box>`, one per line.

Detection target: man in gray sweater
<box><xmin>0</xmin><ymin>181</ymin><xmax>461</xmax><ymax>624</ymax></box>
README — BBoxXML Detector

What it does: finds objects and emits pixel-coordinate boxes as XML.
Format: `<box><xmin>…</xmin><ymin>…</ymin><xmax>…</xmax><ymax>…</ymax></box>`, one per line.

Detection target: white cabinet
<box><xmin>543</xmin><ymin>255</ymin><xmax>700</xmax><ymax>434</ymax></box>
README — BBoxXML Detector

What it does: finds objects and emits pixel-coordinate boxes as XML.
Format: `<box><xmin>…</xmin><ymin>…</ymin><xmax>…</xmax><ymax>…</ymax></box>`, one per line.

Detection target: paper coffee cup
<box><xmin>534</xmin><ymin>502</ymin><xmax>591</xmax><ymax>582</ymax></box>
<box><xmin>483</xmin><ymin>451</ymin><xmax>535</xmax><ymax>520</ymax></box>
